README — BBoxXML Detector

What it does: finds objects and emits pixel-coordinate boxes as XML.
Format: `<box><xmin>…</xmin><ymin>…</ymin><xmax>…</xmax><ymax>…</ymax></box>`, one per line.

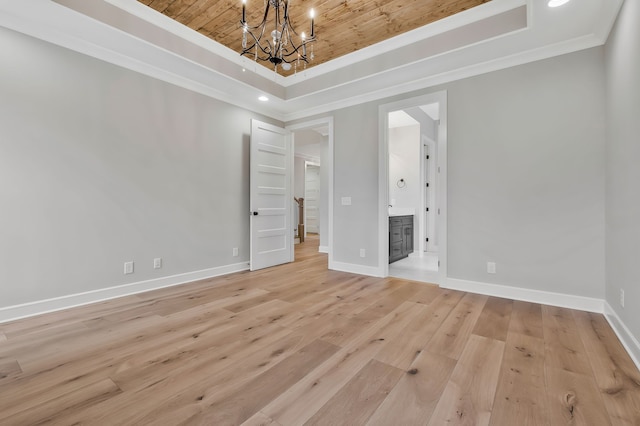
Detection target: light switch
<box><xmin>341</xmin><ymin>197</ymin><xmax>352</xmax><ymax>206</ymax></box>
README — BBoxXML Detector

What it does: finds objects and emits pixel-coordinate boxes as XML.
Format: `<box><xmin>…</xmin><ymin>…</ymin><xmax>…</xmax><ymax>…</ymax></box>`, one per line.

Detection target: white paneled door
<box><xmin>305</xmin><ymin>163</ymin><xmax>320</xmax><ymax>234</ymax></box>
<box><xmin>250</xmin><ymin>120</ymin><xmax>293</xmax><ymax>271</ymax></box>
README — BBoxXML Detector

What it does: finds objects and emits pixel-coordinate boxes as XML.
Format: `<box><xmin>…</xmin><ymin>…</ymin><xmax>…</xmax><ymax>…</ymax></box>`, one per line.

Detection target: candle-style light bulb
<box><xmin>301</xmin><ymin>32</ymin><xmax>306</xmax><ymax>56</ymax></box>
<box><xmin>310</xmin><ymin>8</ymin><xmax>315</xmax><ymax>38</ymax></box>
<box><xmin>242</xmin><ymin>0</ymin><xmax>246</xmax><ymax>24</ymax></box>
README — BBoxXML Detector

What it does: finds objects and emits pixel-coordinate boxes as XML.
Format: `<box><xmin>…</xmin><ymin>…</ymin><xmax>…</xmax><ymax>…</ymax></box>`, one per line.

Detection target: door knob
<box><xmin>251</xmin><ymin>211</ymin><xmax>258</xmax><ymax>216</ymax></box>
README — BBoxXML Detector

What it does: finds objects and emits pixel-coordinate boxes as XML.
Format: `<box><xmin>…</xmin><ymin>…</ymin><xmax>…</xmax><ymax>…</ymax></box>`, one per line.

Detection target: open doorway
<box><xmin>378</xmin><ymin>92</ymin><xmax>447</xmax><ymax>285</ymax></box>
<box><xmin>288</xmin><ymin>118</ymin><xmax>334</xmax><ymax>268</ymax></box>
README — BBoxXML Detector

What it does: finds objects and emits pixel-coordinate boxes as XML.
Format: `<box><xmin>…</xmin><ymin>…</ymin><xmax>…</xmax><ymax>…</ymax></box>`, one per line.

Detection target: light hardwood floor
<box><xmin>1</xmin><ymin>236</ymin><xmax>639</xmax><ymax>425</ymax></box>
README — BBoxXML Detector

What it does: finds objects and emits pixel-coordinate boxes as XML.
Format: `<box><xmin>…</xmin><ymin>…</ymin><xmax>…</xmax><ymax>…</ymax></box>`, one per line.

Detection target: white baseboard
<box><xmin>318</xmin><ymin>246</ymin><xmax>329</xmax><ymax>253</ymax></box>
<box><xmin>604</xmin><ymin>302</ymin><xmax>640</xmax><ymax>372</ymax></box>
<box><xmin>331</xmin><ymin>261</ymin><xmax>384</xmax><ymax>278</ymax></box>
<box><xmin>0</xmin><ymin>262</ymin><xmax>250</xmax><ymax>324</ymax></box>
<box><xmin>443</xmin><ymin>278</ymin><xmax>605</xmax><ymax>313</ymax></box>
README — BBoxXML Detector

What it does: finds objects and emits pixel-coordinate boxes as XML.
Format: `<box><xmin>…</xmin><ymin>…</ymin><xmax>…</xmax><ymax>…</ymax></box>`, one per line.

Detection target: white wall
<box><xmin>331</xmin><ymin>47</ymin><xmax>606</xmax><ymax>298</ymax></box>
<box><xmin>0</xmin><ymin>27</ymin><xmax>280</xmax><ymax>309</ymax></box>
<box><xmin>389</xmin><ymin>125</ymin><xmax>420</xmax><ymax>210</ymax></box>
<box><xmin>605</xmin><ymin>0</ymin><xmax>640</xmax><ymax>347</ymax></box>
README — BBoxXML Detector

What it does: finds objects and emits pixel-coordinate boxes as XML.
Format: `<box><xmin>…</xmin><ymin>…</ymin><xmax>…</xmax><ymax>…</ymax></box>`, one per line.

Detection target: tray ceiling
<box><xmin>139</xmin><ymin>0</ymin><xmax>491</xmax><ymax>75</ymax></box>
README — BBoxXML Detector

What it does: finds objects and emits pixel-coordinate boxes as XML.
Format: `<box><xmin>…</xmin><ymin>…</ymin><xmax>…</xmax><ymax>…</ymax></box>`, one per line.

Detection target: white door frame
<box><xmin>378</xmin><ymin>91</ymin><xmax>448</xmax><ymax>284</ymax></box>
<box><xmin>286</xmin><ymin>117</ymin><xmax>334</xmax><ymax>268</ymax></box>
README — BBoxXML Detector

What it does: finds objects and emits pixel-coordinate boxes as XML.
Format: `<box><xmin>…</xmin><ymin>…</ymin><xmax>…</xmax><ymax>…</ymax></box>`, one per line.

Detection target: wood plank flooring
<box><xmin>1</xmin><ymin>236</ymin><xmax>639</xmax><ymax>425</ymax></box>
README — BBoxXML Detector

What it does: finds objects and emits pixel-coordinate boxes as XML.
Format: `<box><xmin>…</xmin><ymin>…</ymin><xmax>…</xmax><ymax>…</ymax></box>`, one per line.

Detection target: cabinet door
<box><xmin>403</xmin><ymin>224</ymin><xmax>413</xmax><ymax>255</ymax></box>
<box><xmin>390</xmin><ymin>241</ymin><xmax>403</xmax><ymax>262</ymax></box>
<box><xmin>390</xmin><ymin>225</ymin><xmax>403</xmax><ymax>244</ymax></box>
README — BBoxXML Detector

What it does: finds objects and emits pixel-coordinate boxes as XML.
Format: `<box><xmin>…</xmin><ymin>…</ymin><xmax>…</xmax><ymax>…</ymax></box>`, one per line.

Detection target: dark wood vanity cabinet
<box><xmin>389</xmin><ymin>215</ymin><xmax>413</xmax><ymax>263</ymax></box>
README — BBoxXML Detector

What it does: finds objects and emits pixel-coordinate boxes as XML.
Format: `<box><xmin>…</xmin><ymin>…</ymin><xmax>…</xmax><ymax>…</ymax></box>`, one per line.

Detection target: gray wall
<box><xmin>446</xmin><ymin>48</ymin><xmax>606</xmax><ymax>298</ymax></box>
<box><xmin>605</xmin><ymin>0</ymin><xmax>640</xmax><ymax>341</ymax></box>
<box><xmin>333</xmin><ymin>103</ymin><xmax>380</xmax><ymax>266</ymax></box>
<box><xmin>331</xmin><ymin>47</ymin><xmax>606</xmax><ymax>298</ymax></box>
<box><xmin>0</xmin><ymin>22</ymin><xmax>617</xmax><ymax>320</ymax></box>
<box><xmin>0</xmin><ymin>27</ymin><xmax>278</xmax><ymax>308</ymax></box>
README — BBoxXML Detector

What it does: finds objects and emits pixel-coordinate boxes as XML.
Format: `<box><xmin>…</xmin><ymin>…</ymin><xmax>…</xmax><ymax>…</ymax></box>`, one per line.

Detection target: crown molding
<box><xmin>0</xmin><ymin>0</ymin><xmax>624</xmax><ymax>122</ymax></box>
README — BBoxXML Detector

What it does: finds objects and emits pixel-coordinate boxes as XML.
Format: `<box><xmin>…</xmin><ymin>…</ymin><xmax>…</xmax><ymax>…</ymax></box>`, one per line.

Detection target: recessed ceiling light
<box><xmin>548</xmin><ymin>0</ymin><xmax>570</xmax><ymax>7</ymax></box>
<box><xmin>258</xmin><ymin>95</ymin><xmax>269</xmax><ymax>102</ymax></box>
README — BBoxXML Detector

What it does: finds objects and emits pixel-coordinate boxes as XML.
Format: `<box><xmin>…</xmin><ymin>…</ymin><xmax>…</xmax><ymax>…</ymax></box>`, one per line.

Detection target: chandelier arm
<box><xmin>280</xmin><ymin>48</ymin><xmax>307</xmax><ymax>63</ymax></box>
<box><xmin>243</xmin><ymin>35</ymin><xmax>309</xmax><ymax>64</ymax></box>
<box><xmin>281</xmin><ymin>17</ymin><xmax>315</xmax><ymax>41</ymax></box>
<box><xmin>243</xmin><ymin>32</ymin><xmax>274</xmax><ymax>56</ymax></box>
<box><xmin>258</xmin><ymin>0</ymin><xmax>271</xmax><ymax>31</ymax></box>
<box><xmin>242</xmin><ymin>50</ymin><xmax>271</xmax><ymax>61</ymax></box>
<box><xmin>241</xmin><ymin>39</ymin><xmax>272</xmax><ymax>61</ymax></box>
<box><xmin>242</xmin><ymin>18</ymin><xmax>271</xmax><ymax>53</ymax></box>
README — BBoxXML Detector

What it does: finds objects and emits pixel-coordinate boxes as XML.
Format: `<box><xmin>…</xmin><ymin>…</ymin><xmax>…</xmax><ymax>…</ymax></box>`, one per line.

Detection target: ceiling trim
<box><xmin>0</xmin><ymin>0</ymin><xmax>289</xmax><ymax>120</ymax></box>
<box><xmin>283</xmin><ymin>33</ymin><xmax>604</xmax><ymax>121</ymax></box>
<box><xmin>0</xmin><ymin>0</ymin><xmax>624</xmax><ymax>123</ymax></box>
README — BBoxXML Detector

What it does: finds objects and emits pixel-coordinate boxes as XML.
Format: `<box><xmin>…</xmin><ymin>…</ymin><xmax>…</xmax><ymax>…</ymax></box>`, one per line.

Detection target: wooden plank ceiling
<box><xmin>139</xmin><ymin>0</ymin><xmax>491</xmax><ymax>76</ymax></box>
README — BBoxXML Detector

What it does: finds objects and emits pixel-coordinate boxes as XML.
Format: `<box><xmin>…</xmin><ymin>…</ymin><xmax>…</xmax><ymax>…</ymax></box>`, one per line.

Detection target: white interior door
<box><xmin>250</xmin><ymin>120</ymin><xmax>293</xmax><ymax>271</ymax></box>
<box><xmin>305</xmin><ymin>163</ymin><xmax>320</xmax><ymax>234</ymax></box>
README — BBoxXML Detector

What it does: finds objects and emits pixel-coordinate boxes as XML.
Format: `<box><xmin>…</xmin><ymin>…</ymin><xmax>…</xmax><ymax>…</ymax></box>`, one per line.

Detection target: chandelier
<box><xmin>241</xmin><ymin>0</ymin><xmax>316</xmax><ymax>73</ymax></box>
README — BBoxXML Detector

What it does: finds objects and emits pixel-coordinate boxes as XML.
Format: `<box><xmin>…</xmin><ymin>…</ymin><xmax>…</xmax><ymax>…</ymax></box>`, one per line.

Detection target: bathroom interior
<box><xmin>388</xmin><ymin>103</ymin><xmax>441</xmax><ymax>283</ymax></box>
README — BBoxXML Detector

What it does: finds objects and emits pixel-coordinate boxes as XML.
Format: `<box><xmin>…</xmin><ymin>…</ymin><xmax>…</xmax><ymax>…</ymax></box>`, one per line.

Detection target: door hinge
<box><xmin>438</xmin><ymin>260</ymin><xmax>441</xmax><ymax>267</ymax></box>
<box><xmin>426</xmin><ymin>155</ymin><xmax>430</xmax><ymax>159</ymax></box>
<box><xmin>426</xmin><ymin>182</ymin><xmax>429</xmax><ymax>187</ymax></box>
<box><xmin>426</xmin><ymin>238</ymin><xmax>429</xmax><ymax>242</ymax></box>
<box><xmin>426</xmin><ymin>207</ymin><xmax>429</xmax><ymax>212</ymax></box>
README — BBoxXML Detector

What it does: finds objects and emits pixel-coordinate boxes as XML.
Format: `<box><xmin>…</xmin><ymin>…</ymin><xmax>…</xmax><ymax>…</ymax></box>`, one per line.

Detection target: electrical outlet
<box><xmin>620</xmin><ymin>289</ymin><xmax>625</xmax><ymax>308</ymax></box>
<box><xmin>153</xmin><ymin>258</ymin><xmax>162</xmax><ymax>269</ymax></box>
<box><xmin>233</xmin><ymin>247</ymin><xmax>239</xmax><ymax>257</ymax></box>
<box><xmin>124</xmin><ymin>261</ymin><xmax>134</xmax><ymax>275</ymax></box>
<box><xmin>487</xmin><ymin>262</ymin><xmax>496</xmax><ymax>274</ymax></box>
<box><xmin>360</xmin><ymin>248</ymin><xmax>366</xmax><ymax>258</ymax></box>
